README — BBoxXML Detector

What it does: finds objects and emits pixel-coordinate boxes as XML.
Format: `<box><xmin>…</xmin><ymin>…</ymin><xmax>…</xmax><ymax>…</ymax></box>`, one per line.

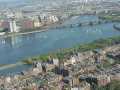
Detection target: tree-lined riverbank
<box><xmin>0</xmin><ymin>35</ymin><xmax>120</xmax><ymax>71</ymax></box>
<box><xmin>23</xmin><ymin>35</ymin><xmax>120</xmax><ymax>65</ymax></box>
<box><xmin>0</xmin><ymin>15</ymin><xmax>120</xmax><ymax>73</ymax></box>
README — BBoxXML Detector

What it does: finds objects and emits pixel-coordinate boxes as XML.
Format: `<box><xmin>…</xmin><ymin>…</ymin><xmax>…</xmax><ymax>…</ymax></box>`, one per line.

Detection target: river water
<box><xmin>0</xmin><ymin>15</ymin><xmax>120</xmax><ymax>74</ymax></box>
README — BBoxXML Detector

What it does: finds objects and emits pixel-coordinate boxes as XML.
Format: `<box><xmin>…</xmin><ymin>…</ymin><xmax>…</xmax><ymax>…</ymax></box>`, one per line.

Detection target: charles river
<box><xmin>0</xmin><ymin>15</ymin><xmax>120</xmax><ymax>74</ymax></box>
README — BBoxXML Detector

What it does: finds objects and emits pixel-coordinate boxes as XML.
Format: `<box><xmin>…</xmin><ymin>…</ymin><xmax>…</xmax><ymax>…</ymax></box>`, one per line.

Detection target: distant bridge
<box><xmin>54</xmin><ymin>20</ymin><xmax>111</xmax><ymax>29</ymax></box>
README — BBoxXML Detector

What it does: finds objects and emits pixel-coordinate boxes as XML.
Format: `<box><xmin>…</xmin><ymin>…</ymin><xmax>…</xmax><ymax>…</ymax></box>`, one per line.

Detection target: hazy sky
<box><xmin>0</xmin><ymin>0</ymin><xmax>119</xmax><ymax>2</ymax></box>
<box><xmin>0</xmin><ymin>0</ymin><xmax>20</xmax><ymax>2</ymax></box>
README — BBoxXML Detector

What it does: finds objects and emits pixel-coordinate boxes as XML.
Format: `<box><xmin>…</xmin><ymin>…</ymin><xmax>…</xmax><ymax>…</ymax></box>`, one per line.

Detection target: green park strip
<box><xmin>23</xmin><ymin>35</ymin><xmax>120</xmax><ymax>65</ymax></box>
<box><xmin>99</xmin><ymin>15</ymin><xmax>120</xmax><ymax>22</ymax></box>
<box><xmin>1</xmin><ymin>35</ymin><xmax>120</xmax><ymax>70</ymax></box>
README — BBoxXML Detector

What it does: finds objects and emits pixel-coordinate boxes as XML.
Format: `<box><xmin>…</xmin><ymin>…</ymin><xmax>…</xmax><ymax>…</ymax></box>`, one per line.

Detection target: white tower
<box><xmin>9</xmin><ymin>18</ymin><xmax>17</xmax><ymax>32</ymax></box>
<box><xmin>81</xmin><ymin>0</ymin><xmax>89</xmax><ymax>9</ymax></box>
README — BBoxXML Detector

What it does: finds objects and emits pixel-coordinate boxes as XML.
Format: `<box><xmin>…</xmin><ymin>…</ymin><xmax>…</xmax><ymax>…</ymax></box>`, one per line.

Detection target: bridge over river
<box><xmin>54</xmin><ymin>20</ymin><xmax>111</xmax><ymax>29</ymax></box>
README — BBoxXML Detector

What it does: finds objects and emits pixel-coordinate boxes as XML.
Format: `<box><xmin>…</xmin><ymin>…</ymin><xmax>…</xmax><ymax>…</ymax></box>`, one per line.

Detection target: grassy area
<box><xmin>23</xmin><ymin>36</ymin><xmax>120</xmax><ymax>64</ymax></box>
<box><xmin>99</xmin><ymin>15</ymin><xmax>120</xmax><ymax>22</ymax></box>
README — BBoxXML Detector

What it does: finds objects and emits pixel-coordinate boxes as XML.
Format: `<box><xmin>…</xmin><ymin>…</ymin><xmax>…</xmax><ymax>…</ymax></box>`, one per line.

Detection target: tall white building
<box><xmin>9</xmin><ymin>18</ymin><xmax>17</xmax><ymax>32</ymax></box>
<box><xmin>7</xmin><ymin>12</ymin><xmax>18</xmax><ymax>32</ymax></box>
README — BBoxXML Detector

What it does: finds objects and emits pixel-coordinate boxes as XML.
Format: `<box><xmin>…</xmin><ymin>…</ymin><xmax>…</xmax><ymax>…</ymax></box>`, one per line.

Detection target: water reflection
<box><xmin>0</xmin><ymin>33</ymin><xmax>37</xmax><ymax>48</ymax></box>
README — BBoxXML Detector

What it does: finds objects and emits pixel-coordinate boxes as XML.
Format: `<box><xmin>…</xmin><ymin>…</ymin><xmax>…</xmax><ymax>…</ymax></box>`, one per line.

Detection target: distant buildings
<box><xmin>0</xmin><ymin>11</ymin><xmax>59</xmax><ymax>33</ymax></box>
<box><xmin>0</xmin><ymin>19</ymin><xmax>18</xmax><ymax>33</ymax></box>
<box><xmin>0</xmin><ymin>20</ymin><xmax>9</xmax><ymax>30</ymax></box>
<box><xmin>21</xmin><ymin>19</ymin><xmax>34</xmax><ymax>30</ymax></box>
<box><xmin>49</xmin><ymin>15</ymin><xmax>59</xmax><ymax>23</ymax></box>
<box><xmin>32</xmin><ymin>15</ymin><xmax>42</xmax><ymax>28</ymax></box>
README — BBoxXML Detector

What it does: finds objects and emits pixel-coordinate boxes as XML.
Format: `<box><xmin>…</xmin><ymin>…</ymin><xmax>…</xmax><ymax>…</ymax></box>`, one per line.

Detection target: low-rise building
<box><xmin>49</xmin><ymin>15</ymin><xmax>59</xmax><ymax>23</ymax></box>
<box><xmin>71</xmin><ymin>81</ymin><xmax>91</xmax><ymax>90</ymax></box>
<box><xmin>21</xmin><ymin>19</ymin><xmax>34</xmax><ymax>29</ymax></box>
<box><xmin>33</xmin><ymin>21</ymin><xmax>43</xmax><ymax>28</ymax></box>
<box><xmin>97</xmin><ymin>74</ymin><xmax>111</xmax><ymax>86</ymax></box>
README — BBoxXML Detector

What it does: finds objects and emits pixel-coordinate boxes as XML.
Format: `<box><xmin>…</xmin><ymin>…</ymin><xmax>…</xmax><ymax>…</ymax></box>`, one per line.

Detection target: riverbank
<box><xmin>0</xmin><ymin>23</ymin><xmax>58</xmax><ymax>39</ymax></box>
<box><xmin>0</xmin><ymin>14</ymin><xmax>102</xmax><ymax>39</ymax></box>
<box><xmin>0</xmin><ymin>35</ymin><xmax>120</xmax><ymax>71</ymax></box>
<box><xmin>0</xmin><ymin>62</ymin><xmax>24</xmax><ymax>71</ymax></box>
<box><xmin>23</xmin><ymin>35</ymin><xmax>120</xmax><ymax>64</ymax></box>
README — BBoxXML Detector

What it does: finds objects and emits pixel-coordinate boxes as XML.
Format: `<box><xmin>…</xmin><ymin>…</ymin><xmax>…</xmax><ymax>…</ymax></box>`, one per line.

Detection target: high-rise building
<box><xmin>9</xmin><ymin>18</ymin><xmax>17</xmax><ymax>32</ymax></box>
